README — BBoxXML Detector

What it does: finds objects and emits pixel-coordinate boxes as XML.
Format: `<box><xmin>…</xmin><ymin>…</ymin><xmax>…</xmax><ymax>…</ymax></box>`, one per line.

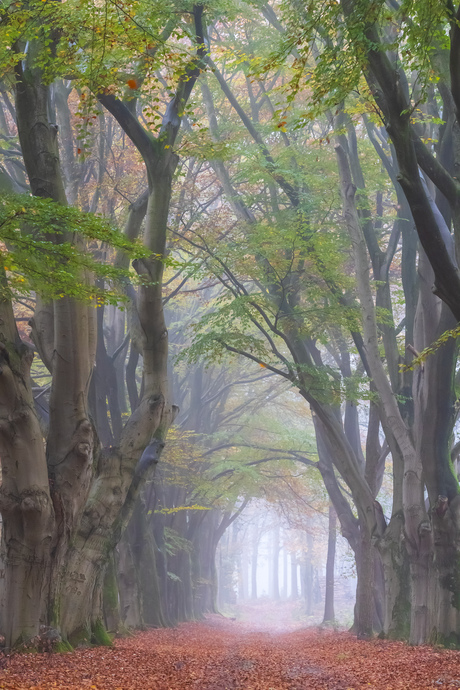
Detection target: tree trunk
<box><xmin>290</xmin><ymin>552</ymin><xmax>298</xmax><ymax>600</ymax></box>
<box><xmin>282</xmin><ymin>545</ymin><xmax>288</xmax><ymax>599</ymax></box>
<box><xmin>271</xmin><ymin>525</ymin><xmax>280</xmax><ymax>600</ymax></box>
<box><xmin>103</xmin><ymin>552</ymin><xmax>122</xmax><ymax>634</ymax></box>
<box><xmin>131</xmin><ymin>497</ymin><xmax>166</xmax><ymax>628</ymax></box>
<box><xmin>411</xmin><ymin>250</ymin><xmax>459</xmax><ymax>644</ymax></box>
<box><xmin>117</xmin><ymin>533</ymin><xmax>143</xmax><ymax>630</ymax></box>
<box><xmin>354</xmin><ymin>516</ymin><xmax>375</xmax><ymax>640</ymax></box>
<box><xmin>0</xmin><ymin>64</ymin><xmax>59</xmax><ymax>648</ymax></box>
<box><xmin>377</xmin><ymin>513</ymin><xmax>410</xmax><ymax>640</ymax></box>
<box><xmin>373</xmin><ymin>552</ymin><xmax>385</xmax><ymax>633</ymax></box>
<box><xmin>323</xmin><ymin>505</ymin><xmax>336</xmax><ymax>624</ymax></box>
<box><xmin>251</xmin><ymin>528</ymin><xmax>259</xmax><ymax>600</ymax></box>
<box><xmin>0</xmin><ymin>60</ymin><xmax>175</xmax><ymax>646</ymax></box>
<box><xmin>236</xmin><ymin>531</ymin><xmax>248</xmax><ymax>602</ymax></box>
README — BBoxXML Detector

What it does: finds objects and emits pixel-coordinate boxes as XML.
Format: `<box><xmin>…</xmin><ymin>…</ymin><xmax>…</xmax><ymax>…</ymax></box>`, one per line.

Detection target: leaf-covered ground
<box><xmin>2</xmin><ymin>607</ymin><xmax>460</xmax><ymax>689</ymax></box>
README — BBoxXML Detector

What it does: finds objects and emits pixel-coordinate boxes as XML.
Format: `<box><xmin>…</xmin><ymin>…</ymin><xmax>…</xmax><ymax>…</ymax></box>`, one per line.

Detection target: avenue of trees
<box><xmin>0</xmin><ymin>0</ymin><xmax>460</xmax><ymax>652</ymax></box>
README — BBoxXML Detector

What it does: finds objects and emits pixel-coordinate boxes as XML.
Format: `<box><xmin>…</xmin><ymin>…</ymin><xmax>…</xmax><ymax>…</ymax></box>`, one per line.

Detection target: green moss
<box><xmin>387</xmin><ymin>543</ymin><xmax>411</xmax><ymax>641</ymax></box>
<box><xmin>430</xmin><ymin>628</ymin><xmax>460</xmax><ymax>649</ymax></box>
<box><xmin>388</xmin><ymin>594</ymin><xmax>410</xmax><ymax>641</ymax></box>
<box><xmin>91</xmin><ymin>620</ymin><xmax>113</xmax><ymax>647</ymax></box>
<box><xmin>68</xmin><ymin>625</ymin><xmax>91</xmax><ymax>648</ymax></box>
<box><xmin>12</xmin><ymin>634</ymin><xmax>39</xmax><ymax>653</ymax></box>
<box><xmin>104</xmin><ymin>571</ymin><xmax>119</xmax><ymax>611</ymax></box>
<box><xmin>111</xmin><ymin>622</ymin><xmax>131</xmax><ymax>638</ymax></box>
<box><xmin>67</xmin><ymin>621</ymin><xmax>113</xmax><ymax>649</ymax></box>
<box><xmin>49</xmin><ymin>594</ymin><xmax>61</xmax><ymax>631</ymax></box>
<box><xmin>55</xmin><ymin>640</ymin><xmax>73</xmax><ymax>653</ymax></box>
<box><xmin>440</xmin><ymin>554</ymin><xmax>460</xmax><ymax>610</ymax></box>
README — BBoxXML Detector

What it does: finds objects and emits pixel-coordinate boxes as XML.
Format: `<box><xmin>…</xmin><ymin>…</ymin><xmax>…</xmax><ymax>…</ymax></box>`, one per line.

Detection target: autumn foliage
<box><xmin>1</xmin><ymin>613</ymin><xmax>460</xmax><ymax>690</ymax></box>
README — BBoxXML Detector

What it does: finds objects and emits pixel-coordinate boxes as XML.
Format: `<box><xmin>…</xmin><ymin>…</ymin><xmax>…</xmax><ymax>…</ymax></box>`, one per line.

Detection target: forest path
<box><xmin>1</xmin><ymin>610</ymin><xmax>460</xmax><ymax>689</ymax></box>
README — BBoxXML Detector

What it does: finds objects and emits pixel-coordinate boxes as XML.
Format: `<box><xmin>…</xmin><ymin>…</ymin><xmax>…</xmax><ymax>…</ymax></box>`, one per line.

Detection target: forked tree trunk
<box><xmin>0</xmin><ymin>62</ymin><xmax>61</xmax><ymax>648</ymax></box>
<box><xmin>0</xmin><ymin>37</ymin><xmax>179</xmax><ymax>645</ymax></box>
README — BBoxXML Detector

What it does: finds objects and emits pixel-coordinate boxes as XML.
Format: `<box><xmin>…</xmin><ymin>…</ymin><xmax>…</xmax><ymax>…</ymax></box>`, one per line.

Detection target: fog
<box><xmin>215</xmin><ymin>501</ymin><xmax>357</xmax><ymax>630</ymax></box>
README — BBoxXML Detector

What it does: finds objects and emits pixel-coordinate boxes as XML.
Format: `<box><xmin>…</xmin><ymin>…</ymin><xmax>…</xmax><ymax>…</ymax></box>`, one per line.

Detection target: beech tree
<box><xmin>168</xmin><ymin>0</ymin><xmax>460</xmax><ymax>646</ymax></box>
<box><xmin>0</xmin><ymin>0</ymin><xmax>210</xmax><ymax>647</ymax></box>
<box><xmin>3</xmin><ymin>0</ymin><xmax>460</xmax><ymax>651</ymax></box>
<box><xmin>271</xmin><ymin>0</ymin><xmax>460</xmax><ymax>645</ymax></box>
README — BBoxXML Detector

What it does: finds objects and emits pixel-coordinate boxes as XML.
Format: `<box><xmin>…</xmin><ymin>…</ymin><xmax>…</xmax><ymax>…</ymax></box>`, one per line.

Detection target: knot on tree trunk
<box><xmin>345</xmin><ymin>182</ymin><xmax>357</xmax><ymax>201</ymax></box>
<box><xmin>0</xmin><ymin>342</ymin><xmax>11</xmax><ymax>367</ymax></box>
<box><xmin>435</xmin><ymin>495</ymin><xmax>449</xmax><ymax>517</ymax></box>
<box><xmin>148</xmin><ymin>393</ymin><xmax>164</xmax><ymax>412</ymax></box>
<box><xmin>76</xmin><ymin>442</ymin><xmax>91</xmax><ymax>459</ymax></box>
<box><xmin>417</xmin><ymin>520</ymin><xmax>433</xmax><ymax>555</ymax></box>
<box><xmin>20</xmin><ymin>487</ymin><xmax>51</xmax><ymax>513</ymax></box>
<box><xmin>71</xmin><ymin>419</ymin><xmax>95</xmax><ymax>462</ymax></box>
<box><xmin>448</xmin><ymin>495</ymin><xmax>460</xmax><ymax>530</ymax></box>
<box><xmin>0</xmin><ymin>486</ymin><xmax>50</xmax><ymax>514</ymax></box>
<box><xmin>0</xmin><ymin>487</ymin><xmax>18</xmax><ymax>512</ymax></box>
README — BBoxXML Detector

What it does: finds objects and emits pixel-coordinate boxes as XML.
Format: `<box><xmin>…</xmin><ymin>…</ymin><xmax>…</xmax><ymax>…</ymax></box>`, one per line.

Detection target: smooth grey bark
<box><xmin>203</xmin><ymin>66</ymin><xmax>389</xmax><ymax>639</ymax></box>
<box><xmin>282</xmin><ymin>544</ymin><xmax>288</xmax><ymax>599</ymax></box>
<box><xmin>304</xmin><ymin>533</ymin><xmax>314</xmax><ymax>616</ymax></box>
<box><xmin>337</xmin><ymin>110</ymin><xmax>416</xmax><ymax>641</ymax></box>
<box><xmin>251</xmin><ymin>522</ymin><xmax>259</xmax><ymax>600</ymax></box>
<box><xmin>336</xmin><ymin>144</ymin><xmax>426</xmax><ymax>641</ymax></box>
<box><xmin>341</xmin><ymin>0</ymin><xmax>460</xmax><ymax>319</ymax></box>
<box><xmin>118</xmin><ymin>494</ymin><xmax>166</xmax><ymax>630</ymax></box>
<box><xmin>237</xmin><ymin>535</ymin><xmax>249</xmax><ymax>601</ymax></box>
<box><xmin>0</xmin><ymin>59</ymin><xmax>62</xmax><ymax>648</ymax></box>
<box><xmin>102</xmin><ymin>552</ymin><xmax>123</xmax><ymax>634</ymax></box>
<box><xmin>0</xmin><ymin>292</ymin><xmax>53</xmax><ymax>646</ymax></box>
<box><xmin>270</xmin><ymin>524</ymin><xmax>280</xmax><ymax>600</ymax></box>
<box><xmin>117</xmin><ymin>533</ymin><xmax>143</xmax><ymax>630</ymax></box>
<box><xmin>323</xmin><ymin>505</ymin><xmax>336</xmax><ymax>624</ymax></box>
<box><xmin>0</xmin><ymin>10</ymin><xmax>189</xmax><ymax>642</ymax></box>
<box><xmin>290</xmin><ymin>552</ymin><xmax>298</xmax><ymax>600</ymax></box>
<box><xmin>411</xmin><ymin>248</ymin><xmax>460</xmax><ymax>644</ymax></box>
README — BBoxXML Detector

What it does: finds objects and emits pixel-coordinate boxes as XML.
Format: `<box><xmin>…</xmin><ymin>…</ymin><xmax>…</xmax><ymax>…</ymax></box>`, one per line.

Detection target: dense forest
<box><xmin>0</xmin><ymin>0</ymin><xmax>460</xmax><ymax>657</ymax></box>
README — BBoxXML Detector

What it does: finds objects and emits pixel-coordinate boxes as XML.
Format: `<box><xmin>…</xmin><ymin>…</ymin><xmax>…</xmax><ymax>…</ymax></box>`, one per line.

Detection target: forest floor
<box><xmin>1</xmin><ymin>601</ymin><xmax>460</xmax><ymax>689</ymax></box>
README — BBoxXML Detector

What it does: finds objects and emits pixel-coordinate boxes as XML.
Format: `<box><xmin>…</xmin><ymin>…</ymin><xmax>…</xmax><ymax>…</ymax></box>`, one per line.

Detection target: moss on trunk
<box><xmin>92</xmin><ymin>620</ymin><xmax>113</xmax><ymax>647</ymax></box>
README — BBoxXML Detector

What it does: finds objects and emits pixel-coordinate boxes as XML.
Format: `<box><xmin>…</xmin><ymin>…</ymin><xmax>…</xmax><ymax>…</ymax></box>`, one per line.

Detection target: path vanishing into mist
<box><xmin>1</xmin><ymin>603</ymin><xmax>460</xmax><ymax>689</ymax></box>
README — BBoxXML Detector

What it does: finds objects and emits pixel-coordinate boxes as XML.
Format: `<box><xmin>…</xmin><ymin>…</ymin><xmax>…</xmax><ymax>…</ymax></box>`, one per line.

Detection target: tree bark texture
<box><xmin>0</xmin><ymin>37</ymin><xmax>178</xmax><ymax>645</ymax></box>
<box><xmin>323</xmin><ymin>505</ymin><xmax>336</xmax><ymax>624</ymax></box>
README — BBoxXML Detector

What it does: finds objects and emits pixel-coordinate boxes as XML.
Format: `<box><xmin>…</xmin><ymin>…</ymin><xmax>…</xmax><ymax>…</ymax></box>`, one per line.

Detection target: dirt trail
<box><xmin>1</xmin><ymin>607</ymin><xmax>460</xmax><ymax>689</ymax></box>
